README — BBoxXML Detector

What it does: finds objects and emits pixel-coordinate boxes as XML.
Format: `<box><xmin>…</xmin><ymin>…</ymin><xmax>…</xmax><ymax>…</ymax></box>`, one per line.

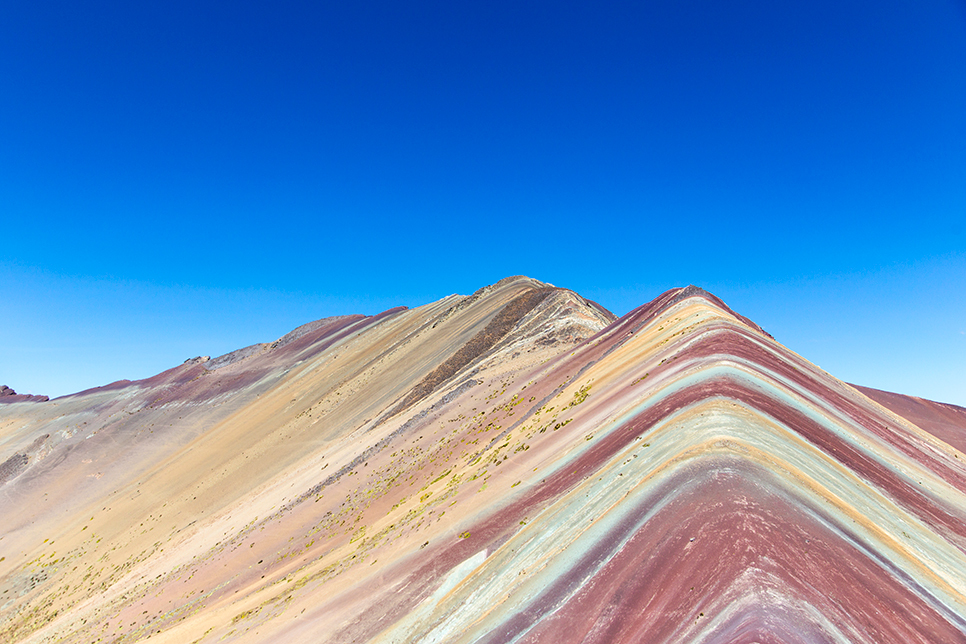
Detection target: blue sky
<box><xmin>2</xmin><ymin>0</ymin><xmax>964</xmax><ymax>404</ymax></box>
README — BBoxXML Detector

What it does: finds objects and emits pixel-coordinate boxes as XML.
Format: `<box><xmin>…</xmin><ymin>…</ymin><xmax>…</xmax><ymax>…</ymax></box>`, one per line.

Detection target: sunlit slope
<box><xmin>0</xmin><ymin>276</ymin><xmax>610</xmax><ymax>642</ymax></box>
<box><xmin>854</xmin><ymin>384</ymin><xmax>966</xmax><ymax>455</ymax></box>
<box><xmin>2</xmin><ymin>279</ymin><xmax>964</xmax><ymax>643</ymax></box>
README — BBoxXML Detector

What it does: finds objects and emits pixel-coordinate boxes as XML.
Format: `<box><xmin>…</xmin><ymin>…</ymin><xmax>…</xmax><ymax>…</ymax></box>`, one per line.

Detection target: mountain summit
<box><xmin>1</xmin><ymin>277</ymin><xmax>964</xmax><ymax>643</ymax></box>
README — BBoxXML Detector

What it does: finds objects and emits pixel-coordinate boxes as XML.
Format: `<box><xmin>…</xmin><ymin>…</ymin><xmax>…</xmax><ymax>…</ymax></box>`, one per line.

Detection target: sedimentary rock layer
<box><xmin>0</xmin><ymin>277</ymin><xmax>963</xmax><ymax>643</ymax></box>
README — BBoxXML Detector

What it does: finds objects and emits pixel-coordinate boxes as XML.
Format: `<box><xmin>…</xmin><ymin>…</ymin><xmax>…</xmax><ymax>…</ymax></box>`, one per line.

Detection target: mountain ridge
<box><xmin>1</xmin><ymin>277</ymin><xmax>964</xmax><ymax>643</ymax></box>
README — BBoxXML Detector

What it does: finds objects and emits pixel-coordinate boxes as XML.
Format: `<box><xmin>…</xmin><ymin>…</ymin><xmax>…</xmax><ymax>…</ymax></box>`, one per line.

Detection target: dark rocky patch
<box><xmin>392</xmin><ymin>288</ymin><xmax>553</xmax><ymax>416</ymax></box>
<box><xmin>0</xmin><ymin>452</ymin><xmax>28</xmax><ymax>484</ymax></box>
<box><xmin>0</xmin><ymin>385</ymin><xmax>48</xmax><ymax>403</ymax></box>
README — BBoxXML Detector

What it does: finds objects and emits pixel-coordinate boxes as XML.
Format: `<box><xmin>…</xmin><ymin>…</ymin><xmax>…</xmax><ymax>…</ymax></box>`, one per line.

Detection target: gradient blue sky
<box><xmin>2</xmin><ymin>1</ymin><xmax>965</xmax><ymax>404</ymax></box>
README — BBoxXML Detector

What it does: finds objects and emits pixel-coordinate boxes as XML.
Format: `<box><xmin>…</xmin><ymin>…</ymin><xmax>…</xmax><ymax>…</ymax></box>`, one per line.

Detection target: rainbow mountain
<box><xmin>2</xmin><ymin>276</ymin><xmax>965</xmax><ymax>643</ymax></box>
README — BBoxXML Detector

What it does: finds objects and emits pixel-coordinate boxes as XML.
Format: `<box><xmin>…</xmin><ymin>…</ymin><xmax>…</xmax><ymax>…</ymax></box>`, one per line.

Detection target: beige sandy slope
<box><xmin>0</xmin><ymin>277</ymin><xmax>611</xmax><ymax>643</ymax></box>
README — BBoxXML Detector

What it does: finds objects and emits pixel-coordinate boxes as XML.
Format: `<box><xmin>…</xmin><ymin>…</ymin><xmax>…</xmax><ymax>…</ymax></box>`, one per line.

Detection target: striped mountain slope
<box><xmin>1</xmin><ymin>277</ymin><xmax>963</xmax><ymax>643</ymax></box>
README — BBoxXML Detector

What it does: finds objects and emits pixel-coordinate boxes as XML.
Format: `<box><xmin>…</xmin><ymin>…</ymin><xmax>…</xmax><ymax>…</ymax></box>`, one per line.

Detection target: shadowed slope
<box><xmin>1</xmin><ymin>279</ymin><xmax>964</xmax><ymax>644</ymax></box>
<box><xmin>388</xmin><ymin>286</ymin><xmax>554</xmax><ymax>417</ymax></box>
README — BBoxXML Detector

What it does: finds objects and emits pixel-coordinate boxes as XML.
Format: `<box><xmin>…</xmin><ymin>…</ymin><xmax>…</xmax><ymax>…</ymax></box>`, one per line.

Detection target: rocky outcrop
<box><xmin>0</xmin><ymin>385</ymin><xmax>48</xmax><ymax>403</ymax></box>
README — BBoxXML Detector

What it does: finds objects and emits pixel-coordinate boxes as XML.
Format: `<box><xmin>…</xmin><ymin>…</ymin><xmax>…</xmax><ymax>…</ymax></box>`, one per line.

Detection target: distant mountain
<box><xmin>0</xmin><ymin>385</ymin><xmax>48</xmax><ymax>404</ymax></box>
<box><xmin>1</xmin><ymin>276</ymin><xmax>964</xmax><ymax>643</ymax></box>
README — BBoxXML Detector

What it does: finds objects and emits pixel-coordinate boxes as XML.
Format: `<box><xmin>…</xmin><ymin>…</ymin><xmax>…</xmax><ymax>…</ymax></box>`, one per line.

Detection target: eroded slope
<box><xmin>1</xmin><ymin>278</ymin><xmax>964</xmax><ymax>644</ymax></box>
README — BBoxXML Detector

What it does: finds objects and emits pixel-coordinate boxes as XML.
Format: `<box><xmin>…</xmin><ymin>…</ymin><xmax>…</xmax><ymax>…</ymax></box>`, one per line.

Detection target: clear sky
<box><xmin>2</xmin><ymin>1</ymin><xmax>964</xmax><ymax>405</ymax></box>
